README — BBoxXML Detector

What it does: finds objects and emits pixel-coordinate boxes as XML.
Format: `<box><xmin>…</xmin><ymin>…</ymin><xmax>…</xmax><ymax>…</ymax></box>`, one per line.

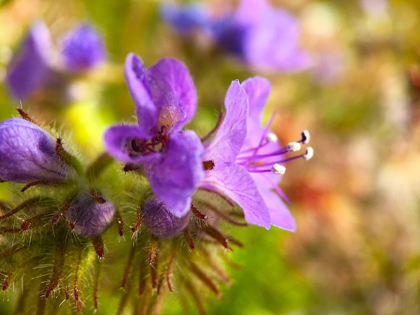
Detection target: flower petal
<box><xmin>145</xmin><ymin>131</ymin><xmax>204</xmax><ymax>217</ymax></box>
<box><xmin>125</xmin><ymin>53</ymin><xmax>158</xmax><ymax>135</ymax></box>
<box><xmin>60</xmin><ymin>23</ymin><xmax>106</xmax><ymax>72</ymax></box>
<box><xmin>204</xmin><ymin>80</ymin><xmax>248</xmax><ymax>163</ymax></box>
<box><xmin>6</xmin><ymin>21</ymin><xmax>55</xmax><ymax>100</ymax></box>
<box><xmin>260</xmin><ymin>189</ymin><xmax>295</xmax><ymax>231</ymax></box>
<box><xmin>103</xmin><ymin>124</ymin><xmax>160</xmax><ymax>164</ymax></box>
<box><xmin>148</xmin><ymin>58</ymin><xmax>197</xmax><ymax>133</ymax></box>
<box><xmin>0</xmin><ymin>118</ymin><xmax>71</xmax><ymax>183</ymax></box>
<box><xmin>201</xmin><ymin>162</ymin><xmax>271</xmax><ymax>229</ymax></box>
<box><xmin>241</xmin><ymin>76</ymin><xmax>271</xmax><ymax>130</ymax></box>
<box><xmin>235</xmin><ymin>0</ymin><xmax>269</xmax><ymax>27</ymax></box>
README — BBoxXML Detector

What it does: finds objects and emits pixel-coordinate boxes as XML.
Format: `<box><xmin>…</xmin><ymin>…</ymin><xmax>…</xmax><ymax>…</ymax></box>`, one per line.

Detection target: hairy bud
<box><xmin>66</xmin><ymin>193</ymin><xmax>116</xmax><ymax>237</ymax></box>
<box><xmin>0</xmin><ymin>118</ymin><xmax>72</xmax><ymax>183</ymax></box>
<box><xmin>143</xmin><ymin>197</ymin><xmax>190</xmax><ymax>238</ymax></box>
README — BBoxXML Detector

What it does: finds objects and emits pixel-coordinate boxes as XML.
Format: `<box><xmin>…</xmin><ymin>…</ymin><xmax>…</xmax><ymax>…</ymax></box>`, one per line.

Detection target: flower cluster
<box><xmin>105</xmin><ymin>53</ymin><xmax>313</xmax><ymax>232</ymax></box>
<box><xmin>161</xmin><ymin>0</ymin><xmax>311</xmax><ymax>72</ymax></box>
<box><xmin>0</xmin><ymin>52</ymin><xmax>312</xmax><ymax>313</ymax></box>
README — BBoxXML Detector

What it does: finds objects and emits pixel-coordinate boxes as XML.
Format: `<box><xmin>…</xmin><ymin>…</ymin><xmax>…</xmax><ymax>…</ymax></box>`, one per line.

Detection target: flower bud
<box><xmin>66</xmin><ymin>193</ymin><xmax>116</xmax><ymax>237</ymax></box>
<box><xmin>143</xmin><ymin>197</ymin><xmax>190</xmax><ymax>238</ymax></box>
<box><xmin>0</xmin><ymin>118</ymin><xmax>72</xmax><ymax>183</ymax></box>
<box><xmin>61</xmin><ymin>23</ymin><xmax>106</xmax><ymax>72</ymax></box>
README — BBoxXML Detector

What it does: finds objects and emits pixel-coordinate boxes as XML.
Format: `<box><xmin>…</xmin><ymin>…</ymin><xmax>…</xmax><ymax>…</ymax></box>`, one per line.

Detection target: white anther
<box><xmin>303</xmin><ymin>147</ymin><xmax>314</xmax><ymax>160</ymax></box>
<box><xmin>301</xmin><ymin>130</ymin><xmax>310</xmax><ymax>144</ymax></box>
<box><xmin>287</xmin><ymin>142</ymin><xmax>301</xmax><ymax>152</ymax></box>
<box><xmin>266</xmin><ymin>133</ymin><xmax>278</xmax><ymax>143</ymax></box>
<box><xmin>271</xmin><ymin>164</ymin><xmax>286</xmax><ymax>175</ymax></box>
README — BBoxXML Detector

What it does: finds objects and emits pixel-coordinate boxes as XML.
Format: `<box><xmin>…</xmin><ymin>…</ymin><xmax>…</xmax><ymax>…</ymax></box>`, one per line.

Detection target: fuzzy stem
<box><xmin>17</xmin><ymin>108</ymin><xmax>37</xmax><ymax>124</ymax></box>
<box><xmin>45</xmin><ymin>240</ymin><xmax>66</xmax><ymax>298</ymax></box>
<box><xmin>166</xmin><ymin>254</ymin><xmax>176</xmax><ymax>292</ymax></box>
<box><xmin>91</xmin><ymin>236</ymin><xmax>105</xmax><ymax>258</ymax></box>
<box><xmin>184</xmin><ymin>279</ymin><xmax>206</xmax><ymax>315</ymax></box>
<box><xmin>190</xmin><ymin>203</ymin><xmax>207</xmax><ymax>220</ymax></box>
<box><xmin>121</xmin><ymin>245</ymin><xmax>137</xmax><ymax>289</ymax></box>
<box><xmin>20</xmin><ymin>180</ymin><xmax>64</xmax><ymax>192</ymax></box>
<box><xmin>188</xmin><ymin>261</ymin><xmax>220</xmax><ymax>297</ymax></box>
<box><xmin>199</xmin><ymin>222</ymin><xmax>230</xmax><ymax>250</ymax></box>
<box><xmin>183</xmin><ymin>227</ymin><xmax>195</xmax><ymax>250</ymax></box>
<box><xmin>93</xmin><ymin>258</ymin><xmax>101</xmax><ymax>309</ymax></box>
<box><xmin>55</xmin><ymin>138</ymin><xmax>84</xmax><ymax>175</ymax></box>
<box><xmin>0</xmin><ymin>196</ymin><xmax>54</xmax><ymax>221</ymax></box>
<box><xmin>116</xmin><ymin>210</ymin><xmax>124</xmax><ymax>237</ymax></box>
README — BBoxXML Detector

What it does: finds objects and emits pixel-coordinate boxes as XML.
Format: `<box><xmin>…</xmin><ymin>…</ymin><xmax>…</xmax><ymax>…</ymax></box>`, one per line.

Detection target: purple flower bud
<box><xmin>143</xmin><ymin>197</ymin><xmax>190</xmax><ymax>238</ymax></box>
<box><xmin>0</xmin><ymin>118</ymin><xmax>72</xmax><ymax>183</ymax></box>
<box><xmin>60</xmin><ymin>23</ymin><xmax>106</xmax><ymax>72</ymax></box>
<box><xmin>66</xmin><ymin>193</ymin><xmax>116</xmax><ymax>237</ymax></box>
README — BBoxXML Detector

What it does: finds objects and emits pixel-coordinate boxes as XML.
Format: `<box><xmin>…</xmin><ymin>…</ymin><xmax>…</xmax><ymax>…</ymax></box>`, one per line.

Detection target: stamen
<box><xmin>271</xmin><ymin>164</ymin><xmax>286</xmax><ymax>175</ymax></box>
<box><xmin>251</xmin><ymin>112</ymin><xmax>276</xmax><ymax>156</ymax></box>
<box><xmin>287</xmin><ymin>142</ymin><xmax>301</xmax><ymax>152</ymax></box>
<box><xmin>266</xmin><ymin>132</ymin><xmax>278</xmax><ymax>143</ymax></box>
<box><xmin>303</xmin><ymin>147</ymin><xmax>314</xmax><ymax>160</ymax></box>
<box><xmin>300</xmin><ymin>130</ymin><xmax>310</xmax><ymax>144</ymax></box>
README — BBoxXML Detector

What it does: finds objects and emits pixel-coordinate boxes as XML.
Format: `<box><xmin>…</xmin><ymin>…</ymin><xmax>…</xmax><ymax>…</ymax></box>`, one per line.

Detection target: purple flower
<box><xmin>201</xmin><ymin>77</ymin><xmax>313</xmax><ymax>230</ymax></box>
<box><xmin>66</xmin><ymin>193</ymin><xmax>116</xmax><ymax>237</ymax></box>
<box><xmin>161</xmin><ymin>0</ymin><xmax>311</xmax><ymax>72</ymax></box>
<box><xmin>104</xmin><ymin>54</ymin><xmax>204</xmax><ymax>217</ymax></box>
<box><xmin>60</xmin><ymin>23</ymin><xmax>106</xmax><ymax>72</ymax></box>
<box><xmin>142</xmin><ymin>197</ymin><xmax>190</xmax><ymax>238</ymax></box>
<box><xmin>6</xmin><ymin>20</ymin><xmax>105</xmax><ymax>101</ymax></box>
<box><xmin>6</xmin><ymin>21</ymin><xmax>57</xmax><ymax>101</ymax></box>
<box><xmin>0</xmin><ymin>118</ymin><xmax>72</xmax><ymax>183</ymax></box>
<box><xmin>160</xmin><ymin>3</ymin><xmax>209</xmax><ymax>34</ymax></box>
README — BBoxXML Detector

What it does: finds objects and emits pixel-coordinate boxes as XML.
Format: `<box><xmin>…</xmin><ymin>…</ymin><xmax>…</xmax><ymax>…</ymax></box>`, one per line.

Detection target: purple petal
<box><xmin>143</xmin><ymin>197</ymin><xmax>191</xmax><ymax>238</ymax></box>
<box><xmin>261</xmin><ymin>189</ymin><xmax>295</xmax><ymax>231</ymax></box>
<box><xmin>251</xmin><ymin>172</ymin><xmax>294</xmax><ymax>230</ymax></box>
<box><xmin>148</xmin><ymin>58</ymin><xmax>197</xmax><ymax>133</ymax></box>
<box><xmin>203</xmin><ymin>80</ymin><xmax>248</xmax><ymax>163</ymax></box>
<box><xmin>125</xmin><ymin>54</ymin><xmax>158</xmax><ymax>135</ymax></box>
<box><xmin>6</xmin><ymin>21</ymin><xmax>54</xmax><ymax>100</ymax></box>
<box><xmin>244</xmin><ymin>9</ymin><xmax>311</xmax><ymax>72</ymax></box>
<box><xmin>0</xmin><ymin>118</ymin><xmax>71</xmax><ymax>183</ymax></box>
<box><xmin>60</xmin><ymin>23</ymin><xmax>106</xmax><ymax>72</ymax></box>
<box><xmin>241</xmin><ymin>76</ymin><xmax>271</xmax><ymax>130</ymax></box>
<box><xmin>234</xmin><ymin>0</ymin><xmax>269</xmax><ymax>27</ymax></box>
<box><xmin>201</xmin><ymin>162</ymin><xmax>271</xmax><ymax>229</ymax></box>
<box><xmin>66</xmin><ymin>193</ymin><xmax>116</xmax><ymax>237</ymax></box>
<box><xmin>145</xmin><ymin>131</ymin><xmax>204</xmax><ymax>217</ymax></box>
<box><xmin>103</xmin><ymin>124</ymin><xmax>160</xmax><ymax>164</ymax></box>
<box><xmin>161</xmin><ymin>3</ymin><xmax>209</xmax><ymax>34</ymax></box>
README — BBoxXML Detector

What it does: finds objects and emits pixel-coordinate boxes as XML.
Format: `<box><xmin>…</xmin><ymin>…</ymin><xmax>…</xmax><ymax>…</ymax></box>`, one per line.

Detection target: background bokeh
<box><xmin>1</xmin><ymin>0</ymin><xmax>420</xmax><ymax>314</ymax></box>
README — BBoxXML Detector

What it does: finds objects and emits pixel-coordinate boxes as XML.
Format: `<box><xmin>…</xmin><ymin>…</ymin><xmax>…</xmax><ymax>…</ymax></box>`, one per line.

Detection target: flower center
<box><xmin>127</xmin><ymin>125</ymin><xmax>170</xmax><ymax>156</ymax></box>
<box><xmin>236</xmin><ymin>130</ymin><xmax>313</xmax><ymax>175</ymax></box>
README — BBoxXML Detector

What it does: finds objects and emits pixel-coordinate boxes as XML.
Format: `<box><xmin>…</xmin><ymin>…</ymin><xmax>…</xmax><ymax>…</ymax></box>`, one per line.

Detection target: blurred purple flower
<box><xmin>6</xmin><ymin>20</ymin><xmax>105</xmax><ymax>101</ymax></box>
<box><xmin>143</xmin><ymin>197</ymin><xmax>190</xmax><ymax>238</ymax></box>
<box><xmin>66</xmin><ymin>193</ymin><xmax>116</xmax><ymax>237</ymax></box>
<box><xmin>104</xmin><ymin>54</ymin><xmax>204</xmax><ymax>217</ymax></box>
<box><xmin>61</xmin><ymin>23</ymin><xmax>106</xmax><ymax>72</ymax></box>
<box><xmin>0</xmin><ymin>118</ymin><xmax>72</xmax><ymax>183</ymax></box>
<box><xmin>161</xmin><ymin>0</ymin><xmax>311</xmax><ymax>72</ymax></box>
<box><xmin>201</xmin><ymin>77</ymin><xmax>313</xmax><ymax>230</ymax></box>
<box><xmin>160</xmin><ymin>3</ymin><xmax>209</xmax><ymax>34</ymax></box>
<box><xmin>6</xmin><ymin>21</ymin><xmax>57</xmax><ymax>101</ymax></box>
